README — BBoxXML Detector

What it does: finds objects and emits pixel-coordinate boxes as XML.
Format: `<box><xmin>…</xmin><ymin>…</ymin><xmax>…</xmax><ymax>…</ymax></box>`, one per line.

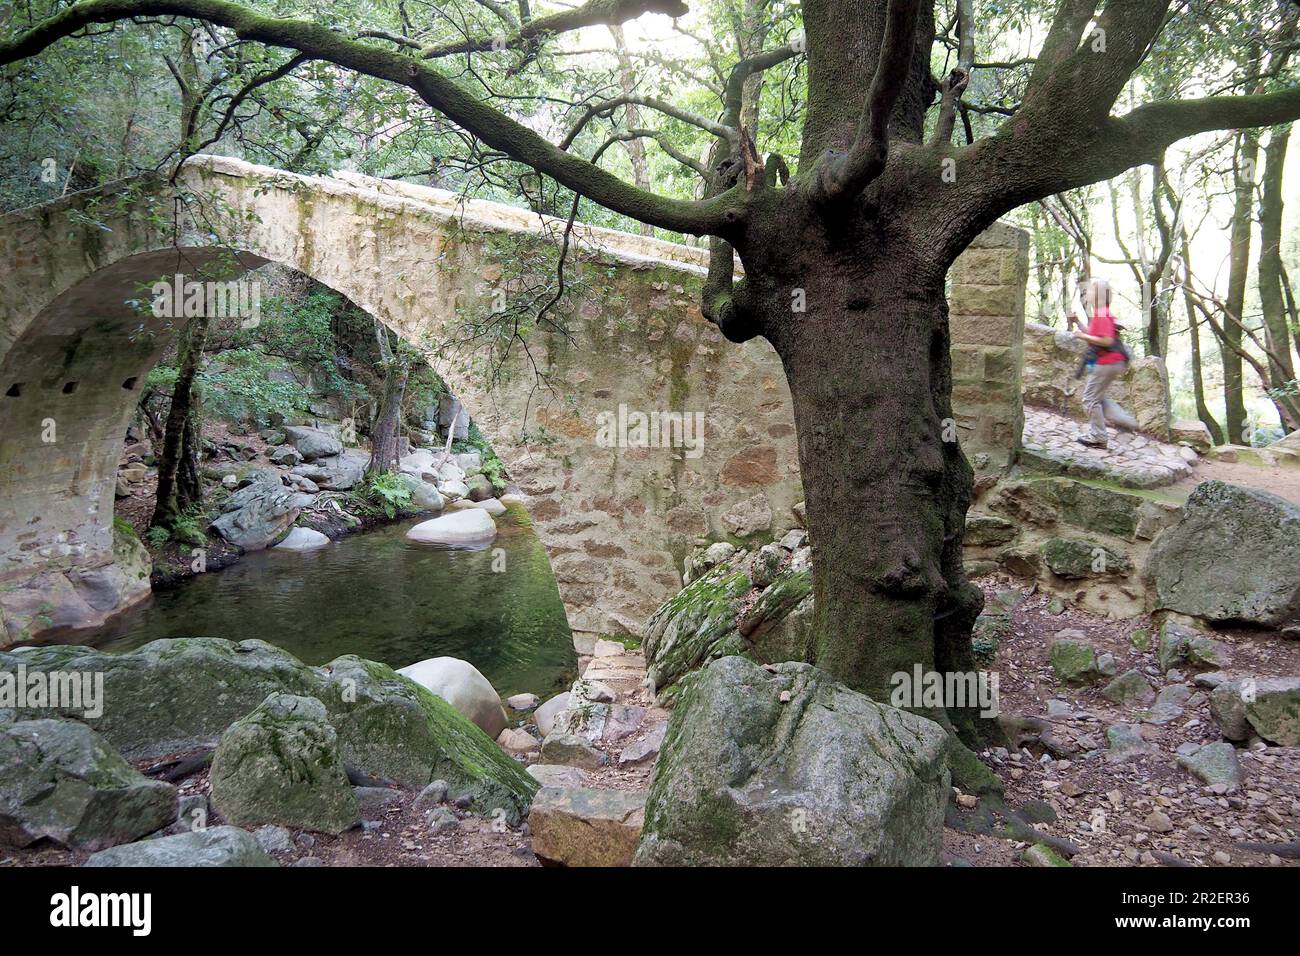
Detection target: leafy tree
<box><xmin>6</xmin><ymin>0</ymin><xmax>1300</xmax><ymax>778</ymax></box>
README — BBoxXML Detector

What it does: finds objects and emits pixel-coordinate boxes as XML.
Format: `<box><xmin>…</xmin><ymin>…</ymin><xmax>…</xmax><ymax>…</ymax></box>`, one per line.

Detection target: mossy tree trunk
<box><xmin>152</xmin><ymin>314</ymin><xmax>209</xmax><ymax>530</ymax></box>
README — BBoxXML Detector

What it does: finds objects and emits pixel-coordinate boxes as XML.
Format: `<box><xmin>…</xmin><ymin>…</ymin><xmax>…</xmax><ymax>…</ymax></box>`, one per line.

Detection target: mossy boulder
<box><xmin>1210</xmin><ymin>677</ymin><xmax>1300</xmax><ymax>745</ymax></box>
<box><xmin>963</xmin><ymin>513</ymin><xmax>1018</xmax><ymax>547</ymax></box>
<box><xmin>645</xmin><ymin>563</ymin><xmax>817</xmax><ymax>699</ymax></box>
<box><xmin>1157</xmin><ymin>622</ymin><xmax>1229</xmax><ymax>672</ymax></box>
<box><xmin>1040</xmin><ymin>537</ymin><xmax>1130</xmax><ymax>579</ymax></box>
<box><xmin>1048</xmin><ymin>636</ymin><xmax>1099</xmax><ymax>684</ymax></box>
<box><xmin>1149</xmin><ymin>480</ymin><xmax>1300</xmax><ymax>627</ymax></box>
<box><xmin>311</xmin><ymin>656</ymin><xmax>537</xmax><ymax>824</ymax></box>
<box><xmin>1101</xmin><ymin>669</ymin><xmax>1155</xmax><ymax>705</ymax></box>
<box><xmin>0</xmin><ymin>719</ymin><xmax>177</xmax><ymax>850</ymax></box>
<box><xmin>1022</xmin><ymin>842</ymin><xmax>1071</xmax><ymax>867</ymax></box>
<box><xmin>0</xmin><ymin>638</ymin><xmax>538</xmax><ymax>824</ymax></box>
<box><xmin>643</xmin><ymin>565</ymin><xmax>751</xmax><ymax>695</ymax></box>
<box><xmin>0</xmin><ymin>639</ymin><xmax>321</xmax><ymax>758</ymax></box>
<box><xmin>209</xmin><ymin>694</ymin><xmax>358</xmax><ymax>834</ymax></box>
<box><xmin>634</xmin><ymin>657</ymin><xmax>949</xmax><ymax>867</ymax></box>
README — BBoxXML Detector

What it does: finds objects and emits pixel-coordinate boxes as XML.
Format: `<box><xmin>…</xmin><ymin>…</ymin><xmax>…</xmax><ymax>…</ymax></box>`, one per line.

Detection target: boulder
<box><xmin>539</xmin><ymin>733</ymin><xmax>607</xmax><ymax>770</ymax></box>
<box><xmin>526</xmin><ymin>764</ymin><xmax>590</xmax><ymax>788</ymax></box>
<box><xmin>439</xmin><ymin>479</ymin><xmax>470</xmax><ymax>501</ymax></box>
<box><xmin>533</xmin><ymin>693</ymin><xmax>570</xmax><ymax>737</ymax></box>
<box><xmin>633</xmin><ymin>657</ymin><xmax>949</xmax><ymax>866</ymax></box>
<box><xmin>963</xmin><ymin>513</ymin><xmax>1018</xmax><ymax>547</ymax></box>
<box><xmin>1048</xmin><ymin>637</ymin><xmax>1099</xmax><ymax>684</ymax></box>
<box><xmin>292</xmin><ymin>450</ymin><xmax>367</xmax><ymax>491</ymax></box>
<box><xmin>394</xmin><ymin>473</ymin><xmax>445</xmax><ymax>512</ymax></box>
<box><xmin>405</xmin><ymin>509</ymin><xmax>496</xmax><ymax>547</ymax></box>
<box><xmin>282</xmin><ymin>425</ymin><xmax>343</xmax><ymax>462</ymax></box>
<box><xmin>1105</xmin><ymin>722</ymin><xmax>1155</xmax><ymax>762</ymax></box>
<box><xmin>84</xmin><ymin>826</ymin><xmax>276</xmax><ymax>867</ymax></box>
<box><xmin>210</xmin><ymin>480</ymin><xmax>314</xmax><ymax>551</ymax></box>
<box><xmin>465</xmin><ymin>497</ymin><xmax>507</xmax><ymax>516</ymax></box>
<box><xmin>497</xmin><ymin>728</ymin><xmax>541</xmax><ymax>753</ymax></box>
<box><xmin>1171</xmin><ymin>420</ymin><xmax>1213</xmax><ymax>454</ymax></box>
<box><xmin>209</xmin><ymin>693</ymin><xmax>359</xmax><ymax>834</ymax></box>
<box><xmin>507</xmin><ymin>693</ymin><xmax>540</xmax><ymax>712</ymax></box>
<box><xmin>619</xmin><ymin>724</ymin><xmax>667</xmax><ymax>767</ymax></box>
<box><xmin>0</xmin><ymin>639</ymin><xmax>323</xmax><ymax>758</ymax></box>
<box><xmin>643</xmin><ymin>565</ymin><xmax>751</xmax><ymax>696</ymax></box>
<box><xmin>454</xmin><ymin>451</ymin><xmax>482</xmax><ymax>472</ymax></box>
<box><xmin>1149</xmin><ymin>481</ymin><xmax>1300</xmax><ymax>628</ymax></box>
<box><xmin>1210</xmin><ymin>677</ymin><xmax>1300</xmax><ymax>745</ymax></box>
<box><xmin>683</xmin><ymin>541</ymin><xmax>736</xmax><ymax>584</ymax></box>
<box><xmin>267</xmin><ymin>445</ymin><xmax>302</xmax><ymax>467</ymax></box>
<box><xmin>0</xmin><ymin>719</ymin><xmax>177</xmax><ymax>849</ymax></box>
<box><xmin>0</xmin><ymin>639</ymin><xmax>538</xmax><ymax>824</ymax></box>
<box><xmin>1176</xmin><ymin>742</ymin><xmax>1242</xmax><ymax>789</ymax></box>
<box><xmin>1040</xmin><ymin>537</ymin><xmax>1130</xmax><ymax>578</ymax></box>
<box><xmin>396</xmin><ymin>657</ymin><xmax>508</xmax><ymax>737</ymax></box>
<box><xmin>464</xmin><ymin>474</ymin><xmax>495</xmax><ymax>502</ymax></box>
<box><xmin>1101</xmin><ymin>669</ymin><xmax>1155</xmax><ymax>705</ymax></box>
<box><xmin>529</xmin><ymin>786</ymin><xmax>646</xmax><ymax>867</ymax></box>
<box><xmin>272</xmin><ymin>527</ymin><xmax>330</xmax><ymax>552</ymax></box>
<box><xmin>1157</xmin><ymin>622</ymin><xmax>1229</xmax><ymax>672</ymax></box>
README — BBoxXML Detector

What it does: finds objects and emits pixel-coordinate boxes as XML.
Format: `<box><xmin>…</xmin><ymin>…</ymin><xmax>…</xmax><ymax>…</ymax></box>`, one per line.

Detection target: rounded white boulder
<box><xmin>405</xmin><ymin>508</ymin><xmax>496</xmax><ymax>546</ymax></box>
<box><xmin>273</xmin><ymin>527</ymin><xmax>330</xmax><ymax>552</ymax></box>
<box><xmin>397</xmin><ymin>657</ymin><xmax>508</xmax><ymax>737</ymax></box>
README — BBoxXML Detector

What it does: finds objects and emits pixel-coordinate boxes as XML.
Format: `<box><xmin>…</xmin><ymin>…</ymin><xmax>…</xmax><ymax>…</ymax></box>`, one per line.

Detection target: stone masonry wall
<box><xmin>0</xmin><ymin>157</ymin><xmax>1031</xmax><ymax>645</ymax></box>
<box><xmin>948</xmin><ymin>222</ymin><xmax>1031</xmax><ymax>473</ymax></box>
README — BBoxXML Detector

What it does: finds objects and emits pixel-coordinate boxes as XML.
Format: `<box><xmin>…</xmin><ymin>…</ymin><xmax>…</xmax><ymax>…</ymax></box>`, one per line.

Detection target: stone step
<box><xmin>528</xmin><ymin>785</ymin><xmax>647</xmax><ymax>867</ymax></box>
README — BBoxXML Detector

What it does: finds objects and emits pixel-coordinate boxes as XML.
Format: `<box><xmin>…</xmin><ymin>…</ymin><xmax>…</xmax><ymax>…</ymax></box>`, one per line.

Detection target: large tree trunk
<box><xmin>1222</xmin><ymin>130</ymin><xmax>1259</xmax><ymax>443</ymax></box>
<box><xmin>152</xmin><ymin>315</ymin><xmax>210</xmax><ymax>529</ymax></box>
<box><xmin>366</xmin><ymin>319</ymin><xmax>410</xmax><ymax>474</ymax></box>
<box><xmin>753</xmin><ymin>223</ymin><xmax>998</xmax><ymax>771</ymax></box>
<box><xmin>1258</xmin><ymin>124</ymin><xmax>1300</xmax><ymax>433</ymax></box>
<box><xmin>1180</xmin><ymin>235</ymin><xmax>1224</xmax><ymax>444</ymax></box>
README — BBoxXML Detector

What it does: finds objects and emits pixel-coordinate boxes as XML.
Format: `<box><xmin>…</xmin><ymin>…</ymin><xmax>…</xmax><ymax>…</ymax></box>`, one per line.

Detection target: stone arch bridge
<box><xmin>0</xmin><ymin>156</ymin><xmax>1028</xmax><ymax>647</ymax></box>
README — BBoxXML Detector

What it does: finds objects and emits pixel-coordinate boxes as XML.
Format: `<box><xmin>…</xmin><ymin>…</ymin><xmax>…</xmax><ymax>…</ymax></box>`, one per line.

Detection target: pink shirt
<box><xmin>1088</xmin><ymin>308</ymin><xmax>1124</xmax><ymax>365</ymax></box>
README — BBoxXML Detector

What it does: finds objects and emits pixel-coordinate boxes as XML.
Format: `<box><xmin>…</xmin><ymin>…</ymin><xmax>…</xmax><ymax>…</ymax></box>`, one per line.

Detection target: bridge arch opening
<box><xmin>1</xmin><ymin>157</ymin><xmax>812</xmax><ymax>655</ymax></box>
<box><xmin>0</xmin><ymin>244</ymin><xmax>583</xmax><ymax>692</ymax></box>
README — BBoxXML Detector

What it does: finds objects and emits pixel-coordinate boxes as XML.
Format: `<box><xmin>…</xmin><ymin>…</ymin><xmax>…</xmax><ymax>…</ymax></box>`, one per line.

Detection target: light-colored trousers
<box><xmin>1082</xmin><ymin>361</ymin><xmax>1137</xmax><ymax>442</ymax></box>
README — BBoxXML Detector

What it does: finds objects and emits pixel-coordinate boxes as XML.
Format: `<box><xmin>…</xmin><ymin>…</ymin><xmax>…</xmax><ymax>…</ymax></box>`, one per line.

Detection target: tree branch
<box><xmin>0</xmin><ymin>0</ymin><xmax>742</xmax><ymax>236</ymax></box>
<box><xmin>817</xmin><ymin>0</ymin><xmax>922</xmax><ymax>200</ymax></box>
<box><xmin>417</xmin><ymin>0</ymin><xmax>688</xmax><ymax>60</ymax></box>
<box><xmin>721</xmin><ymin>44</ymin><xmax>800</xmax><ymax>129</ymax></box>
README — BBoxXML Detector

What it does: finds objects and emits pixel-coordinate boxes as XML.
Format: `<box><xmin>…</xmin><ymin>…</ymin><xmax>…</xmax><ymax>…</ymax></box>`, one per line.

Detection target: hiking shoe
<box><xmin>1075</xmin><ymin>436</ymin><xmax>1107</xmax><ymax>449</ymax></box>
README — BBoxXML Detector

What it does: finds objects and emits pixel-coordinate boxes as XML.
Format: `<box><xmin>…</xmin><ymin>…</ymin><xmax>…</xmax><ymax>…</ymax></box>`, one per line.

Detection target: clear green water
<box><xmin>89</xmin><ymin>503</ymin><xmax>578</xmax><ymax>699</ymax></box>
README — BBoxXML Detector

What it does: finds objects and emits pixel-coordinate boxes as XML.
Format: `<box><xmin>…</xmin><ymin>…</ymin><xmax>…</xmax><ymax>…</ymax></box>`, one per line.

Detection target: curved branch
<box><xmin>0</xmin><ymin>0</ymin><xmax>741</xmax><ymax>236</ymax></box>
<box><xmin>418</xmin><ymin>0</ymin><xmax>688</xmax><ymax>60</ymax></box>
<box><xmin>561</xmin><ymin>93</ymin><xmax>737</xmax><ymax>150</ymax></box>
<box><xmin>721</xmin><ymin>44</ymin><xmax>800</xmax><ymax>129</ymax></box>
<box><xmin>701</xmin><ymin>236</ymin><xmax>760</xmax><ymax>342</ymax></box>
<box><xmin>597</xmin><ymin>128</ymin><xmax>710</xmax><ymax>177</ymax></box>
<box><xmin>816</xmin><ymin>0</ymin><xmax>922</xmax><ymax>200</ymax></box>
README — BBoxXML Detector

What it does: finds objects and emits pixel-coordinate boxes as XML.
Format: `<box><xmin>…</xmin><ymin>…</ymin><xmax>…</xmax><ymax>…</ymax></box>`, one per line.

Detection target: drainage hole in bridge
<box><xmin>4</xmin><ymin>383</ymin><xmax>22</xmax><ymax>398</ymax></box>
<box><xmin>61</xmin><ymin>381</ymin><xmax>79</xmax><ymax>395</ymax></box>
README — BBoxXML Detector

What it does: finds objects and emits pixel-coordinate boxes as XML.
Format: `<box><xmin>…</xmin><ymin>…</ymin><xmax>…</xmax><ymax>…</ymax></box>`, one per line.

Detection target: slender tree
<box><xmin>7</xmin><ymin>0</ymin><xmax>1300</xmax><ymax>775</ymax></box>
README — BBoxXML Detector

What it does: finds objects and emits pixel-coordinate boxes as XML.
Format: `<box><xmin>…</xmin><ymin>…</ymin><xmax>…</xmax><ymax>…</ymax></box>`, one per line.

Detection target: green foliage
<box><xmin>145</xmin><ymin>526</ymin><xmax>171</xmax><ymax>549</ymax></box>
<box><xmin>198</xmin><ymin>349</ymin><xmax>312</xmax><ymax>426</ymax></box>
<box><xmin>457</xmin><ymin>422</ymin><xmax>509</xmax><ymax>491</ymax></box>
<box><xmin>359</xmin><ymin>470</ymin><xmax>414</xmax><ymax>519</ymax></box>
<box><xmin>170</xmin><ymin>507</ymin><xmax>209</xmax><ymax>547</ymax></box>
